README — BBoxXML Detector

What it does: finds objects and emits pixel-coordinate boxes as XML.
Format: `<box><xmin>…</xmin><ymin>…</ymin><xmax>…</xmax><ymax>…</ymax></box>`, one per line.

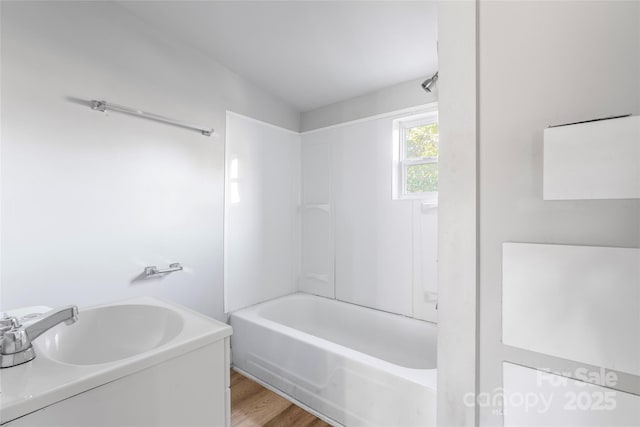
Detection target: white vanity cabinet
<box><xmin>1</xmin><ymin>298</ymin><xmax>232</xmax><ymax>427</ymax></box>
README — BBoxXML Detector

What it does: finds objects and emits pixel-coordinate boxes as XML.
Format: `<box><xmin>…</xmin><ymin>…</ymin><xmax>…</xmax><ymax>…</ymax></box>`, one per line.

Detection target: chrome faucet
<box><xmin>0</xmin><ymin>306</ymin><xmax>78</xmax><ymax>368</ymax></box>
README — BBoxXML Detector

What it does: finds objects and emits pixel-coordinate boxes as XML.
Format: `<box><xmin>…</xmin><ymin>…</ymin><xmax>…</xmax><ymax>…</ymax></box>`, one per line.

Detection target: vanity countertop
<box><xmin>0</xmin><ymin>297</ymin><xmax>232</xmax><ymax>424</ymax></box>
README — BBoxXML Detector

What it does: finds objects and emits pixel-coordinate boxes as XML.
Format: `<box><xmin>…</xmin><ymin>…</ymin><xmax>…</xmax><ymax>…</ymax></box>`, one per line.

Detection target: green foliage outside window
<box><xmin>405</xmin><ymin>122</ymin><xmax>439</xmax><ymax>194</ymax></box>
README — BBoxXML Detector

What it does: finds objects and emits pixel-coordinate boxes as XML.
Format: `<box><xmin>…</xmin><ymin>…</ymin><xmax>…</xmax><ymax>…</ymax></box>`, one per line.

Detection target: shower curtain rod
<box><xmin>90</xmin><ymin>100</ymin><xmax>213</xmax><ymax>136</ymax></box>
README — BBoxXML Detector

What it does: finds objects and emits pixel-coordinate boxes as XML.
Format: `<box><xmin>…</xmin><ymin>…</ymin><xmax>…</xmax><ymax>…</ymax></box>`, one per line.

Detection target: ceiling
<box><xmin>118</xmin><ymin>1</ymin><xmax>438</xmax><ymax>112</ymax></box>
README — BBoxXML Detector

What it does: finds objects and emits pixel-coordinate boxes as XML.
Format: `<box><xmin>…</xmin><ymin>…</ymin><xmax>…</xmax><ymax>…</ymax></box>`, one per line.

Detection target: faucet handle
<box><xmin>0</xmin><ymin>315</ymin><xmax>26</xmax><ymax>355</ymax></box>
<box><xmin>0</xmin><ymin>324</ymin><xmax>11</xmax><ymax>337</ymax></box>
<box><xmin>0</xmin><ymin>316</ymin><xmax>21</xmax><ymax>330</ymax></box>
<box><xmin>0</xmin><ymin>316</ymin><xmax>21</xmax><ymax>341</ymax></box>
<box><xmin>1</xmin><ymin>328</ymin><xmax>31</xmax><ymax>354</ymax></box>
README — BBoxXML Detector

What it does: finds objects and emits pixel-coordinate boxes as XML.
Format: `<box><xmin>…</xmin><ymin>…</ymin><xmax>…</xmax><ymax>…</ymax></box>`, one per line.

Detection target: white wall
<box><xmin>300</xmin><ymin>109</ymin><xmax>438</xmax><ymax>321</ymax></box>
<box><xmin>436</xmin><ymin>1</ymin><xmax>478</xmax><ymax>425</ymax></box>
<box><xmin>224</xmin><ymin>112</ymin><xmax>300</xmax><ymax>312</ymax></box>
<box><xmin>479</xmin><ymin>1</ymin><xmax>640</xmax><ymax>425</ymax></box>
<box><xmin>0</xmin><ymin>1</ymin><xmax>299</xmax><ymax>320</ymax></box>
<box><xmin>301</xmin><ymin>78</ymin><xmax>438</xmax><ymax>132</ymax></box>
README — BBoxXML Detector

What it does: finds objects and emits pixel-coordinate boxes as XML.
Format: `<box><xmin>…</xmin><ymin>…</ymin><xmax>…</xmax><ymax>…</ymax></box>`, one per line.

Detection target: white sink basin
<box><xmin>1</xmin><ymin>297</ymin><xmax>233</xmax><ymax>426</ymax></box>
<box><xmin>37</xmin><ymin>304</ymin><xmax>183</xmax><ymax>365</ymax></box>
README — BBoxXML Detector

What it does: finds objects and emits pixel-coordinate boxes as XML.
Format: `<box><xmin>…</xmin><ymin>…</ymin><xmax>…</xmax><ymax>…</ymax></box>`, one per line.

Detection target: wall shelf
<box><xmin>304</xmin><ymin>273</ymin><xmax>330</xmax><ymax>283</ymax></box>
<box><xmin>543</xmin><ymin>115</ymin><xmax>639</xmax><ymax>200</ymax></box>
<box><xmin>301</xmin><ymin>204</ymin><xmax>330</xmax><ymax>213</ymax></box>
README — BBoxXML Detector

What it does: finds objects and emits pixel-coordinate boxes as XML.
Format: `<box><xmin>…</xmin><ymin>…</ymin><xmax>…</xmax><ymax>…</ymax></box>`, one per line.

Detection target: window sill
<box><xmin>397</xmin><ymin>193</ymin><xmax>438</xmax><ymax>203</ymax></box>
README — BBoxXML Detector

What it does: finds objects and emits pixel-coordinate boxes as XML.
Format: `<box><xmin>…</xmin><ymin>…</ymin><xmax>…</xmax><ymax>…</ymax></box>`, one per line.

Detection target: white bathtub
<box><xmin>230</xmin><ymin>293</ymin><xmax>437</xmax><ymax>427</ymax></box>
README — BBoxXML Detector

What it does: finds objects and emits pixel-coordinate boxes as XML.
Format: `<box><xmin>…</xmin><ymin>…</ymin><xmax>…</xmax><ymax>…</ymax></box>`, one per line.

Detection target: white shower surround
<box><xmin>300</xmin><ymin>108</ymin><xmax>439</xmax><ymax>321</ymax></box>
<box><xmin>224</xmin><ymin>108</ymin><xmax>439</xmax><ymax>321</ymax></box>
<box><xmin>230</xmin><ymin>293</ymin><xmax>437</xmax><ymax>426</ymax></box>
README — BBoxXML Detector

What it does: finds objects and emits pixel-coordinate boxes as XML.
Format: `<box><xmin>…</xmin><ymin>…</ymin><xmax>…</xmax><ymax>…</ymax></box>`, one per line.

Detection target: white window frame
<box><xmin>392</xmin><ymin>107</ymin><xmax>439</xmax><ymax>203</ymax></box>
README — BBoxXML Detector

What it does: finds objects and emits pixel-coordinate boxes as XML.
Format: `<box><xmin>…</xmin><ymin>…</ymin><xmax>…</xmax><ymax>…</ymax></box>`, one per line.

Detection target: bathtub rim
<box><xmin>229</xmin><ymin>292</ymin><xmax>437</xmax><ymax>391</ymax></box>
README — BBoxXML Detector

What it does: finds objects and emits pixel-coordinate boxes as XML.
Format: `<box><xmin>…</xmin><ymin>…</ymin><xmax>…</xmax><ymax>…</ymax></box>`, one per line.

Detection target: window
<box><xmin>393</xmin><ymin>109</ymin><xmax>439</xmax><ymax>202</ymax></box>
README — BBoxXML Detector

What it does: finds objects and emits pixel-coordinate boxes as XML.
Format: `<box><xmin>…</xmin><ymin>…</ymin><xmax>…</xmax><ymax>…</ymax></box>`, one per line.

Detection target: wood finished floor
<box><xmin>231</xmin><ymin>370</ymin><xmax>332</xmax><ymax>427</ymax></box>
